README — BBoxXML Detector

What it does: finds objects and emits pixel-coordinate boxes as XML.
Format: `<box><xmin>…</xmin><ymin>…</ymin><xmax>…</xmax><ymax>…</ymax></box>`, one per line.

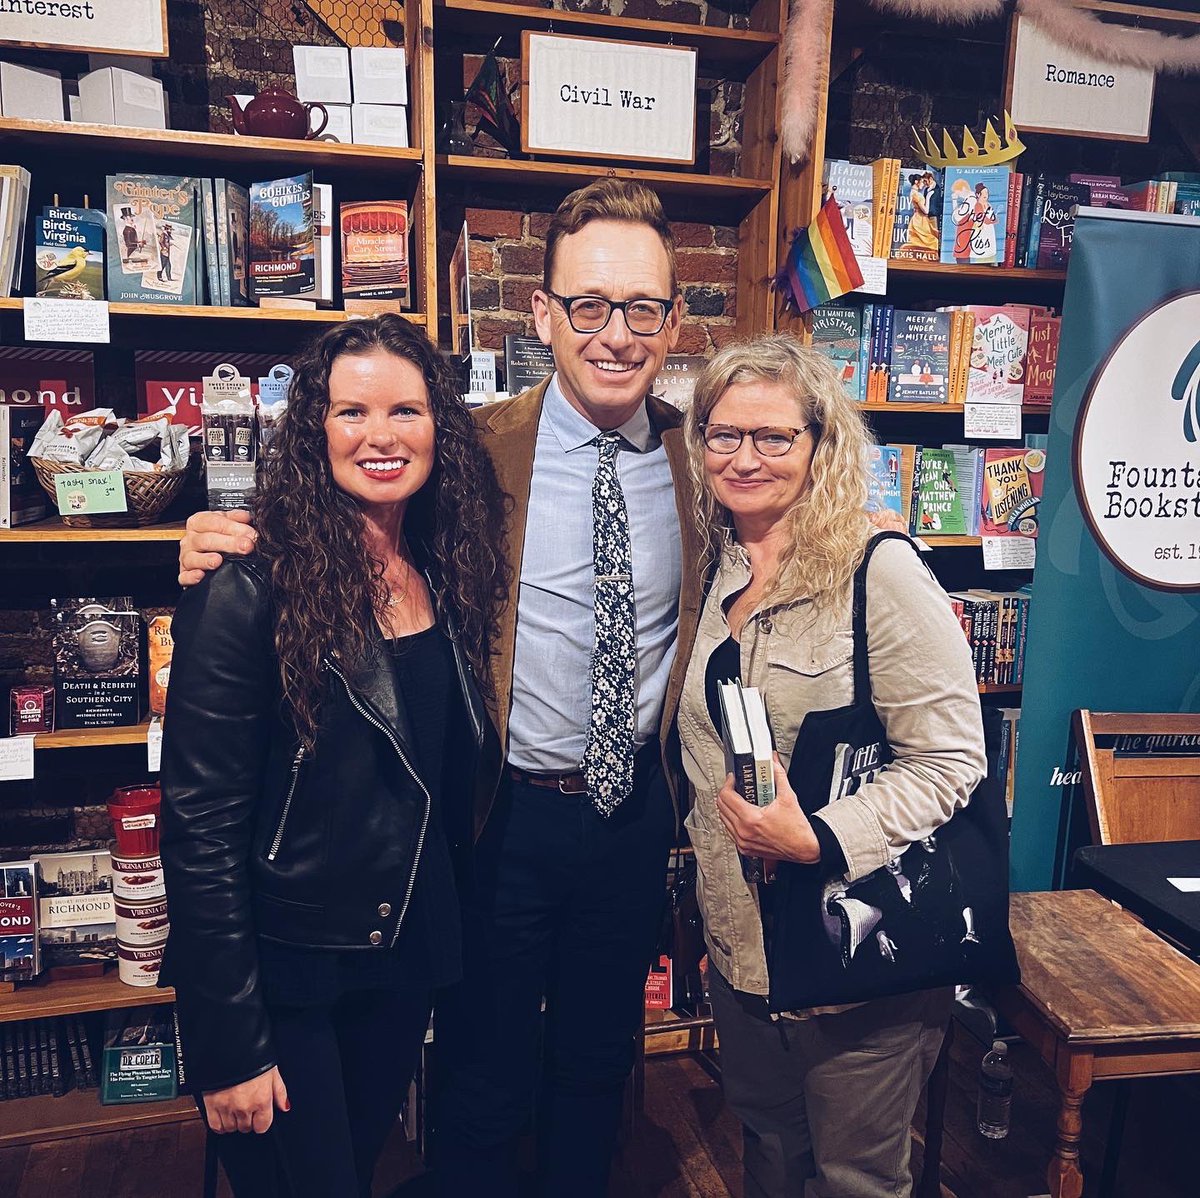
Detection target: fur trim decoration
<box><xmin>1018</xmin><ymin>0</ymin><xmax>1200</xmax><ymax>76</ymax></box>
<box><xmin>866</xmin><ymin>0</ymin><xmax>1002</xmax><ymax>20</ymax></box>
<box><xmin>781</xmin><ymin>0</ymin><xmax>834</xmax><ymax>165</ymax></box>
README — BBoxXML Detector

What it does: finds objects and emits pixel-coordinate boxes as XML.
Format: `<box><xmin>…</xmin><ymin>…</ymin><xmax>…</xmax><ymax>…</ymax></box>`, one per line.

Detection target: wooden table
<box><xmin>995</xmin><ymin>890</ymin><xmax>1200</xmax><ymax>1198</ymax></box>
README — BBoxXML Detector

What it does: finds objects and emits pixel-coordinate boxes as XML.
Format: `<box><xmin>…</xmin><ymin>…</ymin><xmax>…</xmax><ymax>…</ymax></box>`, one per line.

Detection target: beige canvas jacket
<box><xmin>679</xmin><ymin>533</ymin><xmax>986</xmax><ymax>1003</ymax></box>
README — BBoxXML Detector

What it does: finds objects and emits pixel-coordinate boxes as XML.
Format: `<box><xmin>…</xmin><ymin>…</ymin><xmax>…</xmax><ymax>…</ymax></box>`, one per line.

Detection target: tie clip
<box><xmin>596</xmin><ymin>574</ymin><xmax>632</xmax><ymax>582</ymax></box>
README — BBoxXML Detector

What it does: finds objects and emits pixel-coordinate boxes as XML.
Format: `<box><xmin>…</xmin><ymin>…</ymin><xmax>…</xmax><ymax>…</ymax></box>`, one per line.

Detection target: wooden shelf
<box><xmin>435</xmin><ymin>0</ymin><xmax>779</xmax><ymax>71</ymax></box>
<box><xmin>0</xmin><ymin>297</ymin><xmax>424</xmax><ymax>326</ymax></box>
<box><xmin>979</xmin><ymin>683</ymin><xmax>1023</xmax><ymax>694</ymax></box>
<box><xmin>861</xmin><ymin>403</ymin><xmax>1051</xmax><ymax>415</ymax></box>
<box><xmin>0</xmin><ymin>971</ymin><xmax>174</xmax><ymax>1025</ymax></box>
<box><xmin>0</xmin><ymin>1089</ymin><xmax>196</xmax><ymax>1148</ymax></box>
<box><xmin>886</xmin><ymin>260</ymin><xmax>1067</xmax><ymax>284</ymax></box>
<box><xmin>0</xmin><ymin>518</ymin><xmax>185</xmax><ymax>543</ymax></box>
<box><xmin>438</xmin><ymin>154</ymin><xmax>772</xmax><ymax>206</ymax></box>
<box><xmin>0</xmin><ymin>117</ymin><xmax>424</xmax><ymax>174</ymax></box>
<box><xmin>916</xmin><ymin>535</ymin><xmax>982</xmax><ymax>547</ymax></box>
<box><xmin>34</xmin><ymin>722</ymin><xmax>151</xmax><ymax>750</ymax></box>
<box><xmin>643</xmin><ymin>1008</ymin><xmax>717</xmax><ymax>1057</ymax></box>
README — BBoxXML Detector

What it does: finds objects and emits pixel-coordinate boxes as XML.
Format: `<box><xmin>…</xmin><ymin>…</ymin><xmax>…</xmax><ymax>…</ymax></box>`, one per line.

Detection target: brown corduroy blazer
<box><xmin>470</xmin><ymin>377</ymin><xmax>704</xmax><ymax>837</ymax></box>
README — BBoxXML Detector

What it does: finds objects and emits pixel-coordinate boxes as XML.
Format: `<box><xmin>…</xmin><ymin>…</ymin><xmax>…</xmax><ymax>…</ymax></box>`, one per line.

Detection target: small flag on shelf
<box><xmin>776</xmin><ymin>196</ymin><xmax>865</xmax><ymax>315</ymax></box>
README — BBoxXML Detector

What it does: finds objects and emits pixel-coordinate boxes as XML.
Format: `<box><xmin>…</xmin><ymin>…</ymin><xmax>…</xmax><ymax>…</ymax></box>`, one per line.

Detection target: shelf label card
<box><xmin>23</xmin><ymin>298</ymin><xmax>111</xmax><ymax>345</ymax></box>
<box><xmin>147</xmin><ymin>716</ymin><xmax>163</xmax><ymax>773</ymax></box>
<box><xmin>965</xmin><ymin>401</ymin><xmax>1022</xmax><ymax>440</ymax></box>
<box><xmin>852</xmin><ymin>256</ymin><xmax>888</xmax><ymax>297</ymax></box>
<box><xmin>0</xmin><ymin>736</ymin><xmax>36</xmax><ymax>782</ymax></box>
<box><xmin>54</xmin><ymin>470</ymin><xmax>128</xmax><ymax>515</ymax></box>
<box><xmin>982</xmin><ymin>536</ymin><xmax>1036</xmax><ymax>570</ymax></box>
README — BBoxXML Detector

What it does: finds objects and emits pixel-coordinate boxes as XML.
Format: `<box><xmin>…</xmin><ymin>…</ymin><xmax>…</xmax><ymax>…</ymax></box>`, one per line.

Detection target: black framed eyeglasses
<box><xmin>701</xmin><ymin>423</ymin><xmax>812</xmax><ymax>457</ymax></box>
<box><xmin>546</xmin><ymin>291</ymin><xmax>675</xmax><ymax>336</ymax></box>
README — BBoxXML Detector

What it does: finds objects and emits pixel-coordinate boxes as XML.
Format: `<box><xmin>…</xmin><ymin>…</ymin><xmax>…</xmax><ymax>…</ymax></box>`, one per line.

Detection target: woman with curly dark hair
<box><xmin>160</xmin><ymin>315</ymin><xmax>506</xmax><ymax>1197</ymax></box>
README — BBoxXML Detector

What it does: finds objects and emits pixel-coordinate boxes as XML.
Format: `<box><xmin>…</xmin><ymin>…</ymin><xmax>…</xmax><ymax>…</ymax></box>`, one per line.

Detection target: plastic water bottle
<box><xmin>977</xmin><ymin>1039</ymin><xmax>1013</xmax><ymax>1139</ymax></box>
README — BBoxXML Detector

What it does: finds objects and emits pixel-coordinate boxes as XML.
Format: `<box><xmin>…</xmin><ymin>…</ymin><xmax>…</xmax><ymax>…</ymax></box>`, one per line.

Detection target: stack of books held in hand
<box><xmin>717</xmin><ymin>679</ymin><xmax>776</xmax><ymax>885</ymax></box>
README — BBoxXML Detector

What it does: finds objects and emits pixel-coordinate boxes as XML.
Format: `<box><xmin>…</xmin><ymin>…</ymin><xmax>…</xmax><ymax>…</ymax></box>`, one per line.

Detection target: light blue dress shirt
<box><xmin>507</xmin><ymin>375</ymin><xmax>684</xmax><ymax>773</ymax></box>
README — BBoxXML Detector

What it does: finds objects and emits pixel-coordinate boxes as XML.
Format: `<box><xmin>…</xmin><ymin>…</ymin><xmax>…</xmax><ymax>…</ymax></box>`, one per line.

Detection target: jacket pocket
<box><xmin>769</xmin><ymin>629</ymin><xmax>854</xmax><ymax>677</ymax></box>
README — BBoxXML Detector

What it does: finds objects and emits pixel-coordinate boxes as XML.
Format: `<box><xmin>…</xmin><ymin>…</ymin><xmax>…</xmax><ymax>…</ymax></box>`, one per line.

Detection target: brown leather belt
<box><xmin>506</xmin><ymin>764</ymin><xmax>588</xmax><ymax>795</ymax></box>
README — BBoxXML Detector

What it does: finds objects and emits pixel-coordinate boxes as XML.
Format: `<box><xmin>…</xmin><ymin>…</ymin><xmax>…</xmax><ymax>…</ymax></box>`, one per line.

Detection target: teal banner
<box><xmin>1010</xmin><ymin>209</ymin><xmax>1200</xmax><ymax>892</ymax></box>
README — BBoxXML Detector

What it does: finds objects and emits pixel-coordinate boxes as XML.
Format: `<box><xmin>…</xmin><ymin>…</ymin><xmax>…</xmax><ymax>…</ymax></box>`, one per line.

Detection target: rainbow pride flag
<box><xmin>777</xmin><ymin>196</ymin><xmax>865</xmax><ymax>314</ymax></box>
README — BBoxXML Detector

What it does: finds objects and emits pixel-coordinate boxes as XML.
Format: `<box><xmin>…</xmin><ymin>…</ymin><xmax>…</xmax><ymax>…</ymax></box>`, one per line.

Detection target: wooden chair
<box><xmin>1072</xmin><ymin>711</ymin><xmax>1200</xmax><ymax>845</ymax></box>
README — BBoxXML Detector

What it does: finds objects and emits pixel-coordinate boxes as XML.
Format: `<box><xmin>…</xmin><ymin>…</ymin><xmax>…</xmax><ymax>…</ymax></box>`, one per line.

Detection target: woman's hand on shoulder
<box><xmin>179</xmin><ymin>509</ymin><xmax>258</xmax><ymax>587</ymax></box>
<box><xmin>866</xmin><ymin>508</ymin><xmax>908</xmax><ymax>535</ymax></box>
<box><xmin>202</xmin><ymin>1065</ymin><xmax>289</xmax><ymax>1135</ymax></box>
<box><xmin>715</xmin><ymin>755</ymin><xmax>820</xmax><ymax>867</ymax></box>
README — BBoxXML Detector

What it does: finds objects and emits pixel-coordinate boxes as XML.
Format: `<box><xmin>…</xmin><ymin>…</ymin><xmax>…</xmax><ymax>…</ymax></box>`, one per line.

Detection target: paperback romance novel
<box><xmin>940</xmin><ymin>166</ymin><xmax>1010</xmax><ymax>266</ymax></box>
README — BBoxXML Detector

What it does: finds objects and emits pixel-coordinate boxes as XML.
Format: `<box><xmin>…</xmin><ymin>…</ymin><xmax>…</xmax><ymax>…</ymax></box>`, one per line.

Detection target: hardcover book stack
<box><xmin>948</xmin><ymin>588</ymin><xmax>1034</xmax><ymax>687</ymax></box>
<box><xmin>0</xmin><ymin>164</ymin><xmax>32</xmax><ymax>298</ymax></box>
<box><xmin>717</xmin><ymin>680</ymin><xmax>775</xmax><ymax>885</ymax></box>
<box><xmin>33</xmin><ymin>849</ymin><xmax>118</xmax><ymax>971</ymax></box>
<box><xmin>339</xmin><ymin>199</ymin><xmax>411</xmax><ymax>310</ymax></box>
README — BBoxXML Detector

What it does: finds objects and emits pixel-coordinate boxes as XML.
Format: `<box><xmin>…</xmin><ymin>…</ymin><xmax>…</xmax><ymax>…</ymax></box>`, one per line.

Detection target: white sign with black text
<box><xmin>1074</xmin><ymin>286</ymin><xmax>1200</xmax><ymax>592</ymax></box>
<box><xmin>0</xmin><ymin>0</ymin><xmax>167</xmax><ymax>56</ymax></box>
<box><xmin>1006</xmin><ymin>12</ymin><xmax>1155</xmax><ymax>141</ymax></box>
<box><xmin>522</xmin><ymin>32</ymin><xmax>696</xmax><ymax>165</ymax></box>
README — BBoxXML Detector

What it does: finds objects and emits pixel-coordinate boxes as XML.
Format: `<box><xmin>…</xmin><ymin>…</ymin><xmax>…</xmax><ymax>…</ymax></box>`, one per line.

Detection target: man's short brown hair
<box><xmin>542</xmin><ymin>178</ymin><xmax>678</xmax><ymax>296</ymax></box>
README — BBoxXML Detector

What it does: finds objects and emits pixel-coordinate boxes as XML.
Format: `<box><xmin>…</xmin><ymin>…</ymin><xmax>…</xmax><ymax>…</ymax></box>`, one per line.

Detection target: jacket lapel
<box><xmin>473</xmin><ymin>379</ymin><xmax>551</xmax><ymax>751</ymax></box>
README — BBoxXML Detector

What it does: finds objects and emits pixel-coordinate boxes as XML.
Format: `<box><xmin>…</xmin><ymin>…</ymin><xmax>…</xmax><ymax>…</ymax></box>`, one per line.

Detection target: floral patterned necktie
<box><xmin>582</xmin><ymin>431</ymin><xmax>637</xmax><ymax>816</ymax></box>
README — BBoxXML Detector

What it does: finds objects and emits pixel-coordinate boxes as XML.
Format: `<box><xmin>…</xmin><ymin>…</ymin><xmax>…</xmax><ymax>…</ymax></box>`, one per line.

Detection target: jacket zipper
<box><xmin>266</xmin><ymin>747</ymin><xmax>306</xmax><ymax>862</ymax></box>
<box><xmin>328</xmin><ymin>663</ymin><xmax>431</xmax><ymax>948</ymax></box>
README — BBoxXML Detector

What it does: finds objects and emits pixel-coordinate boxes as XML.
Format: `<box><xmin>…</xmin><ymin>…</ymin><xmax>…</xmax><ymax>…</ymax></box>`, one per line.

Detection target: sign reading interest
<box><xmin>522</xmin><ymin>32</ymin><xmax>697</xmax><ymax>166</ymax></box>
<box><xmin>1005</xmin><ymin>11</ymin><xmax>1154</xmax><ymax>141</ymax></box>
<box><xmin>1074</xmin><ymin>288</ymin><xmax>1200</xmax><ymax>592</ymax></box>
<box><xmin>0</xmin><ymin>0</ymin><xmax>167</xmax><ymax>57</ymax></box>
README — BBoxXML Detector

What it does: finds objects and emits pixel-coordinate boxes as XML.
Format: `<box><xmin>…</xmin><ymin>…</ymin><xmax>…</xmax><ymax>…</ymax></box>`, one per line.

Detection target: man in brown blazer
<box><xmin>178</xmin><ymin>179</ymin><xmax>702</xmax><ymax>1197</ymax></box>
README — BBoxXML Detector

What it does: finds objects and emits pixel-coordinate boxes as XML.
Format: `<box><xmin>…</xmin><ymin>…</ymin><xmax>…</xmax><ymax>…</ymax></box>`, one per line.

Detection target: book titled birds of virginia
<box><xmin>940</xmin><ymin>166</ymin><xmax>1010</xmax><ymax>266</ymax></box>
<box><xmin>106</xmin><ymin>175</ymin><xmax>199</xmax><ymax>304</ymax></box>
<box><xmin>249</xmin><ymin>172</ymin><xmax>316</xmax><ymax>301</ymax></box>
<box><xmin>34</xmin><ymin>206</ymin><xmax>106</xmax><ymax>300</ymax></box>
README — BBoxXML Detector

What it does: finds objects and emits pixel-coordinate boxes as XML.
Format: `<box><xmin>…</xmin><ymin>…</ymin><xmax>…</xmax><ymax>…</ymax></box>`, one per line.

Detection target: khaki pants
<box><xmin>710</xmin><ymin>967</ymin><xmax>952</xmax><ymax>1198</ymax></box>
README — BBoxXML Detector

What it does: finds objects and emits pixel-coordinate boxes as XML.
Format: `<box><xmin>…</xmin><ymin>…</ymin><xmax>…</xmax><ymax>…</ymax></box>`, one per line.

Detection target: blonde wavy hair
<box><xmin>683</xmin><ymin>333</ymin><xmax>872</xmax><ymax>611</ymax></box>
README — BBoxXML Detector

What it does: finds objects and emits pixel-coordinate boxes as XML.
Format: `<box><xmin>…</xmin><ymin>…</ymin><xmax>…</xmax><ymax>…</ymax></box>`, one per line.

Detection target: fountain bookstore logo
<box><xmin>1074</xmin><ymin>291</ymin><xmax>1200</xmax><ymax>592</ymax></box>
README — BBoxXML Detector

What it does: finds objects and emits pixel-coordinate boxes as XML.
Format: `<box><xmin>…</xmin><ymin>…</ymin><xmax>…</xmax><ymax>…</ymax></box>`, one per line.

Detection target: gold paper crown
<box><xmin>910</xmin><ymin>111</ymin><xmax>1026</xmax><ymax>170</ymax></box>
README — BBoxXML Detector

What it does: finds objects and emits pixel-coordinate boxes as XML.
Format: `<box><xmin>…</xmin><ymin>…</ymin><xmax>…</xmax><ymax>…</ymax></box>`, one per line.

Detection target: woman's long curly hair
<box><xmin>683</xmin><ymin>333</ymin><xmax>872</xmax><ymax>612</ymax></box>
<box><xmin>255</xmin><ymin>315</ymin><xmax>507</xmax><ymax>749</ymax></box>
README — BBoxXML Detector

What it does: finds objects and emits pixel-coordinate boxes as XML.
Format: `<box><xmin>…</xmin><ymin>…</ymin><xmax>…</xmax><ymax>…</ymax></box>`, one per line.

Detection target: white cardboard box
<box><xmin>350</xmin><ymin>46</ymin><xmax>408</xmax><ymax>106</ymax></box>
<box><xmin>77</xmin><ymin>67</ymin><xmax>165</xmax><ymax>129</ymax></box>
<box><xmin>316</xmin><ymin>102</ymin><xmax>351</xmax><ymax>143</ymax></box>
<box><xmin>0</xmin><ymin>62</ymin><xmax>64</xmax><ymax>121</ymax></box>
<box><xmin>352</xmin><ymin>103</ymin><xmax>409</xmax><ymax>148</ymax></box>
<box><xmin>293</xmin><ymin>45</ymin><xmax>352</xmax><ymax>105</ymax></box>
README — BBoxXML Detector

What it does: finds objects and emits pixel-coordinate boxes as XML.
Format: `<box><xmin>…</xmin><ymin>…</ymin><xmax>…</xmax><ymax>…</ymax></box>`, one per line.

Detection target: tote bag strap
<box><xmin>850</xmin><ymin>531</ymin><xmax>929</xmax><ymax>705</ymax></box>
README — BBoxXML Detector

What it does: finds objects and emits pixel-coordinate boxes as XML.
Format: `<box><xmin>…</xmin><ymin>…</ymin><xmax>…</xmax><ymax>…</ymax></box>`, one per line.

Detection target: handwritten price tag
<box><xmin>54</xmin><ymin>470</ymin><xmax>129</xmax><ymax>515</ymax></box>
<box><xmin>982</xmin><ymin>536</ymin><xmax>1036</xmax><ymax>570</ymax></box>
<box><xmin>23</xmin><ymin>298</ymin><xmax>111</xmax><ymax>344</ymax></box>
<box><xmin>147</xmin><ymin>717</ymin><xmax>163</xmax><ymax>773</ymax></box>
<box><xmin>0</xmin><ymin>737</ymin><xmax>36</xmax><ymax>782</ymax></box>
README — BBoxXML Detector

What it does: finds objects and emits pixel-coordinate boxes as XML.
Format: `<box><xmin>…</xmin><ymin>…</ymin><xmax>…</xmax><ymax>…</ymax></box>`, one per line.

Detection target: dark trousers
<box><xmin>202</xmin><ymin>986</ymin><xmax>431</xmax><ymax>1198</ymax></box>
<box><xmin>433</xmin><ymin>744</ymin><xmax>675</xmax><ymax>1198</ymax></box>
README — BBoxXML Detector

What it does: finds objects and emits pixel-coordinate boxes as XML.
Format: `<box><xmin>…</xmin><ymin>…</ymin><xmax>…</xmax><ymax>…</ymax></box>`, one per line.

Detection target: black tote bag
<box><xmin>765</xmin><ymin>532</ymin><xmax>1020</xmax><ymax>1013</ymax></box>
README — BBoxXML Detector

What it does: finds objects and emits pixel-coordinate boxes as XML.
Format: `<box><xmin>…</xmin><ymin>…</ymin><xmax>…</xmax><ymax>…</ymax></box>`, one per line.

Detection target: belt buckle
<box><xmin>559</xmin><ymin>774</ymin><xmax>586</xmax><ymax>796</ymax></box>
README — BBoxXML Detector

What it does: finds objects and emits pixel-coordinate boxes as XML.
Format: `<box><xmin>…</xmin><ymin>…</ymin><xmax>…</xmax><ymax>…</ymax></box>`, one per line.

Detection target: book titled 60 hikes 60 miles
<box><xmin>249</xmin><ymin>172</ymin><xmax>315</xmax><ymax>301</ymax></box>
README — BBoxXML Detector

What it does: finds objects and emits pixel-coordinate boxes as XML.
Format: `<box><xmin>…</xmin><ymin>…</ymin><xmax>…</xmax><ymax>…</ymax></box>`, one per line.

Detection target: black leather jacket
<box><xmin>159</xmin><ymin>557</ymin><xmax>485</xmax><ymax>1093</ymax></box>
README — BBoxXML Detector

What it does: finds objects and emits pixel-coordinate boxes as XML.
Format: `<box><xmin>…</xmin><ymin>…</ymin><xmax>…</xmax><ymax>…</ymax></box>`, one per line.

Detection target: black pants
<box><xmin>202</xmin><ymin>986</ymin><xmax>431</xmax><ymax>1198</ymax></box>
<box><xmin>433</xmin><ymin>744</ymin><xmax>676</xmax><ymax>1198</ymax></box>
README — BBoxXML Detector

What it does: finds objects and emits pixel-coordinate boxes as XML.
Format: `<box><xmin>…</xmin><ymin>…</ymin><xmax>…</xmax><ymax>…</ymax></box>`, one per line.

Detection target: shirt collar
<box><xmin>543</xmin><ymin>372</ymin><xmax>656</xmax><ymax>454</ymax></box>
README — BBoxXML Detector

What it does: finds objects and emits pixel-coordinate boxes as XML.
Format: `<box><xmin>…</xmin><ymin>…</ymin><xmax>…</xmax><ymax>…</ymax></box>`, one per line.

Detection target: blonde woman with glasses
<box><xmin>677</xmin><ymin>334</ymin><xmax>986</xmax><ymax>1198</ymax></box>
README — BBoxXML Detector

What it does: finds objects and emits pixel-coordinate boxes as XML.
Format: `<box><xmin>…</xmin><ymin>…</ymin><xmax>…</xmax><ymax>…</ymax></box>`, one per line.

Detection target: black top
<box><xmin>703</xmin><ymin>634</ymin><xmax>846</xmax><ymax>877</ymax></box>
<box><xmin>258</xmin><ymin>626</ymin><xmax>466</xmax><ymax>1006</ymax></box>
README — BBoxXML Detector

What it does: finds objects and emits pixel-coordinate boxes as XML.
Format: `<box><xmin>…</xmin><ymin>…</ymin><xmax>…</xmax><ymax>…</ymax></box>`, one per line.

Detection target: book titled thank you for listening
<box><xmin>249</xmin><ymin>172</ymin><xmax>315</xmax><ymax>301</ymax></box>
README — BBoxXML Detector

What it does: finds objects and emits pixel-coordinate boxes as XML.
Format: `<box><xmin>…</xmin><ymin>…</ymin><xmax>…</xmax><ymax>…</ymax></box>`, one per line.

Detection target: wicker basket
<box><xmin>31</xmin><ymin>458</ymin><xmax>188</xmax><ymax>528</ymax></box>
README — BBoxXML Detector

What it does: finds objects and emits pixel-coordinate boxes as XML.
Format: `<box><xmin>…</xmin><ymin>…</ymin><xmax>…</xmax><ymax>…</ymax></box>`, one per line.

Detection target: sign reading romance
<box><xmin>1004</xmin><ymin>8</ymin><xmax>1154</xmax><ymax>141</ymax></box>
<box><xmin>521</xmin><ymin>32</ymin><xmax>696</xmax><ymax>166</ymax></box>
<box><xmin>0</xmin><ymin>0</ymin><xmax>167</xmax><ymax>57</ymax></box>
<box><xmin>1074</xmin><ymin>286</ymin><xmax>1200</xmax><ymax>592</ymax></box>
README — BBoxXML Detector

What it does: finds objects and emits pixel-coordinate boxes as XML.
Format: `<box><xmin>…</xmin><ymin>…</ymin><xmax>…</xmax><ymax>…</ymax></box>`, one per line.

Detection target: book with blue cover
<box><xmin>940</xmin><ymin>166</ymin><xmax>1010</xmax><ymax>266</ymax></box>
<box><xmin>248</xmin><ymin>172</ymin><xmax>315</xmax><ymax>301</ymax></box>
<box><xmin>822</xmin><ymin>159</ymin><xmax>874</xmax><ymax>261</ymax></box>
<box><xmin>811</xmin><ymin>303</ymin><xmax>865</xmax><ymax>402</ymax></box>
<box><xmin>866</xmin><ymin>444</ymin><xmax>903</xmax><ymax>517</ymax></box>
<box><xmin>34</xmin><ymin>206</ymin><xmax>106</xmax><ymax>300</ymax></box>
<box><xmin>887</xmin><ymin>309</ymin><xmax>951</xmax><ymax>404</ymax></box>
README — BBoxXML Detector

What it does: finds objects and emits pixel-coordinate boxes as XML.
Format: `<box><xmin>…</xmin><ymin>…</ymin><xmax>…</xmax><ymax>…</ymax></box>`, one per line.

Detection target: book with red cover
<box><xmin>1024</xmin><ymin>314</ymin><xmax>1061</xmax><ymax>405</ymax></box>
<box><xmin>980</xmin><ymin>447</ymin><xmax>1045</xmax><ymax>539</ymax></box>
<box><xmin>1</xmin><ymin>862</ymin><xmax>39</xmax><ymax>982</ymax></box>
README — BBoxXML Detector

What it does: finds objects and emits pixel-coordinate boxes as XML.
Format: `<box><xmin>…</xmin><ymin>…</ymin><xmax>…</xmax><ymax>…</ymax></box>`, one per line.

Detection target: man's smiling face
<box><xmin>532</xmin><ymin>219</ymin><xmax>681</xmax><ymax>431</ymax></box>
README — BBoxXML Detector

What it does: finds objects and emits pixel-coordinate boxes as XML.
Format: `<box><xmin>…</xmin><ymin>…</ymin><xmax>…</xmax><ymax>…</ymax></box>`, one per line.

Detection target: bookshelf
<box><xmin>0</xmin><ymin>1089</ymin><xmax>197</xmax><ymax>1149</ymax></box>
<box><xmin>0</xmin><ymin>297</ymin><xmax>426</xmax><ymax>325</ymax></box>
<box><xmin>33</xmin><ymin>722</ymin><xmax>152</xmax><ymax>750</ymax></box>
<box><xmin>0</xmin><ymin>519</ymin><xmax>186</xmax><ymax>543</ymax></box>
<box><xmin>0</xmin><ymin>972</ymin><xmax>174</xmax><ymax>1025</ymax></box>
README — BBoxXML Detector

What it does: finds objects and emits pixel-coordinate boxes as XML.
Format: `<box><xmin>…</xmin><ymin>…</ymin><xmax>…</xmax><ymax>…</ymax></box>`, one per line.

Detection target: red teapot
<box><xmin>226</xmin><ymin>89</ymin><xmax>328</xmax><ymax>140</ymax></box>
